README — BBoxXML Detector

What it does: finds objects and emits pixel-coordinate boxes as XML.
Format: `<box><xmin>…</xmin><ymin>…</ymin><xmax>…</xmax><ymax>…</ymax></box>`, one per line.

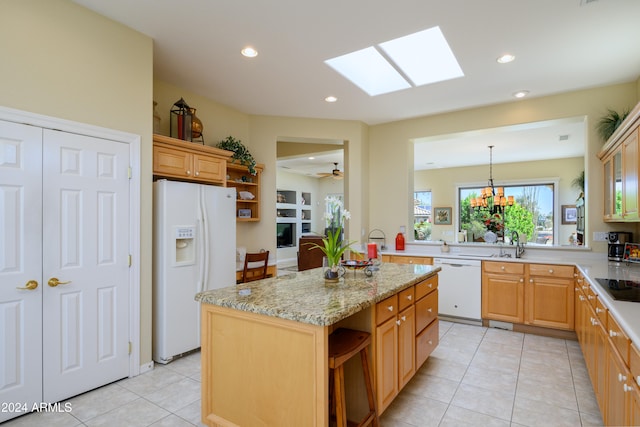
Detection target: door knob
<box><xmin>17</xmin><ymin>280</ymin><xmax>39</xmax><ymax>290</ymax></box>
<box><xmin>48</xmin><ymin>277</ymin><xmax>72</xmax><ymax>287</ymax></box>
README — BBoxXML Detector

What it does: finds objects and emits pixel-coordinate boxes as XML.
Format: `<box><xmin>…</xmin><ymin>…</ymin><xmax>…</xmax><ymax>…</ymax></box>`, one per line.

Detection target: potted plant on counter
<box><xmin>305</xmin><ymin>196</ymin><xmax>356</xmax><ymax>282</ymax></box>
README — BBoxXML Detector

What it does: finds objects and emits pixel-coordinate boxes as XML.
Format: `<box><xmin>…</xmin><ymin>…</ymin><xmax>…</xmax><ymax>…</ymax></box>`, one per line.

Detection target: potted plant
<box><xmin>596</xmin><ymin>109</ymin><xmax>630</xmax><ymax>142</ymax></box>
<box><xmin>216</xmin><ymin>136</ymin><xmax>257</xmax><ymax>175</ymax></box>
<box><xmin>305</xmin><ymin>196</ymin><xmax>356</xmax><ymax>281</ymax></box>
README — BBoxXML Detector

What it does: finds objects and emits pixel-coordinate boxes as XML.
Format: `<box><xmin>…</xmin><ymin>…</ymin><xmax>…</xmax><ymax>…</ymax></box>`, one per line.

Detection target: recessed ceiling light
<box><xmin>513</xmin><ymin>90</ymin><xmax>529</xmax><ymax>98</ymax></box>
<box><xmin>497</xmin><ymin>54</ymin><xmax>515</xmax><ymax>64</ymax></box>
<box><xmin>325</xmin><ymin>96</ymin><xmax>337</xmax><ymax>103</ymax></box>
<box><xmin>241</xmin><ymin>47</ymin><xmax>258</xmax><ymax>58</ymax></box>
<box><xmin>308</xmin><ymin>156</ymin><xmax>315</xmax><ymax>160</ymax></box>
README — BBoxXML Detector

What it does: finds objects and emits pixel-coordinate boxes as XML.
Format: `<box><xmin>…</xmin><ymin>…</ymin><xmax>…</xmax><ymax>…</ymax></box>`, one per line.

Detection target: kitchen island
<box><xmin>195</xmin><ymin>263</ymin><xmax>440</xmax><ymax>426</ymax></box>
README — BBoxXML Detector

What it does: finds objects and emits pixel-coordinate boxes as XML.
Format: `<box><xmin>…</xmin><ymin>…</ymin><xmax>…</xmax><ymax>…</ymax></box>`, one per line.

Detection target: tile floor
<box><xmin>3</xmin><ymin>321</ymin><xmax>602</xmax><ymax>427</ymax></box>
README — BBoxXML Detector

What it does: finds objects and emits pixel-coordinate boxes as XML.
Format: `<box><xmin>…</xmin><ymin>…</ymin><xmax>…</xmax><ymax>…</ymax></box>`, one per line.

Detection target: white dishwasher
<box><xmin>433</xmin><ymin>257</ymin><xmax>482</xmax><ymax>322</ymax></box>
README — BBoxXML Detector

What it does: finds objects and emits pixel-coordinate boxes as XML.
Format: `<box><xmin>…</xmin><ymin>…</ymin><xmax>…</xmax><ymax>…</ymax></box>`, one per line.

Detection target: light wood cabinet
<box><xmin>397</xmin><ymin>305</ymin><xmax>415</xmax><ymax>390</ymax></box>
<box><xmin>482</xmin><ymin>262</ymin><xmax>575</xmax><ymax>330</ymax></box>
<box><xmin>373</xmin><ymin>274</ymin><xmax>438</xmax><ymax>414</ymax></box>
<box><xmin>226</xmin><ymin>162</ymin><xmax>263</xmax><ymax>222</ymax></box>
<box><xmin>382</xmin><ymin>254</ymin><xmax>433</xmax><ymax>265</ymax></box>
<box><xmin>630</xmin><ymin>344</ymin><xmax>640</xmax><ymax>426</ymax></box>
<box><xmin>574</xmin><ymin>277</ymin><xmax>640</xmax><ymax>426</ymax></box>
<box><xmin>525</xmin><ymin>264</ymin><xmax>575</xmax><ymax>330</ymax></box>
<box><xmin>599</xmin><ymin>101</ymin><xmax>640</xmax><ymax>222</ymax></box>
<box><xmin>630</xmin><ymin>383</ymin><xmax>640</xmax><ymax>427</ymax></box>
<box><xmin>622</xmin><ymin>129</ymin><xmax>639</xmax><ymax>220</ymax></box>
<box><xmin>414</xmin><ymin>274</ymin><xmax>438</xmax><ymax>367</ymax></box>
<box><xmin>578</xmin><ymin>285</ymin><xmax>607</xmax><ymax>411</ymax></box>
<box><xmin>606</xmin><ymin>342</ymin><xmax>632</xmax><ymax>427</ymax></box>
<box><xmin>375</xmin><ymin>313</ymin><xmax>398</xmax><ymax>412</ymax></box>
<box><xmin>481</xmin><ymin>261</ymin><xmax>525</xmax><ymax>323</ymax></box>
<box><xmin>153</xmin><ymin>134</ymin><xmax>231</xmax><ymax>184</ymax></box>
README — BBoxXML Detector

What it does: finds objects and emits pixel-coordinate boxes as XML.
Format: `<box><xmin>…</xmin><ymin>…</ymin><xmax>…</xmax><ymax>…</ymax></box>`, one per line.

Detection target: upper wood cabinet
<box><xmin>599</xmin><ymin>101</ymin><xmax>640</xmax><ymax>222</ymax></box>
<box><xmin>153</xmin><ymin>134</ymin><xmax>232</xmax><ymax>185</ymax></box>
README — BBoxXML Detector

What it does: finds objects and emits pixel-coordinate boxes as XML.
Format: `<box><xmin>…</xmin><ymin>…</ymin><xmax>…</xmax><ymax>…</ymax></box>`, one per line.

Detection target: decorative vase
<box><xmin>190</xmin><ymin>107</ymin><xmax>203</xmax><ymax>140</ymax></box>
<box><xmin>323</xmin><ymin>257</ymin><xmax>342</xmax><ymax>282</ymax></box>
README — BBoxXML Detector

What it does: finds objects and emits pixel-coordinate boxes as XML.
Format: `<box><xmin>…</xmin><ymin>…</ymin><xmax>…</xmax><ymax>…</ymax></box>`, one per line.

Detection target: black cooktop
<box><xmin>595</xmin><ymin>278</ymin><xmax>640</xmax><ymax>303</ymax></box>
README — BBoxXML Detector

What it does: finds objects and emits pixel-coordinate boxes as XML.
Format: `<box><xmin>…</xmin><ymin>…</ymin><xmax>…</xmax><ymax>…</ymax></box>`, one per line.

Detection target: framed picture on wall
<box><xmin>561</xmin><ymin>205</ymin><xmax>577</xmax><ymax>224</ymax></box>
<box><xmin>434</xmin><ymin>207</ymin><xmax>452</xmax><ymax>225</ymax></box>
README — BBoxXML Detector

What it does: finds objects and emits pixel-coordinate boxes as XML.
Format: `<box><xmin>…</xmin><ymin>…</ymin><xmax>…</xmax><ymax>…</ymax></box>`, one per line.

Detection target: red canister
<box><xmin>395</xmin><ymin>232</ymin><xmax>405</xmax><ymax>251</ymax></box>
<box><xmin>367</xmin><ymin>242</ymin><xmax>378</xmax><ymax>259</ymax></box>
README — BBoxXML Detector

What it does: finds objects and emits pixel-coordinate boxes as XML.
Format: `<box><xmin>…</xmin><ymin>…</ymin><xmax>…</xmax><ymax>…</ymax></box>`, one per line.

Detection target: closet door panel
<box><xmin>0</xmin><ymin>121</ymin><xmax>43</xmax><ymax>423</ymax></box>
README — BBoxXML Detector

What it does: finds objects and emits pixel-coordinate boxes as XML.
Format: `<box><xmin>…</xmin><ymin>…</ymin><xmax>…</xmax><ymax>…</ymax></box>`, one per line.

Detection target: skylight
<box><xmin>325</xmin><ymin>26</ymin><xmax>463</xmax><ymax>96</ymax></box>
<box><xmin>325</xmin><ymin>47</ymin><xmax>411</xmax><ymax>96</ymax></box>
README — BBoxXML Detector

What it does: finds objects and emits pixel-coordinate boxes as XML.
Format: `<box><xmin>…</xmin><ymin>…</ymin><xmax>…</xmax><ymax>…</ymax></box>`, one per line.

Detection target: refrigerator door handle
<box><xmin>200</xmin><ymin>187</ymin><xmax>211</xmax><ymax>293</ymax></box>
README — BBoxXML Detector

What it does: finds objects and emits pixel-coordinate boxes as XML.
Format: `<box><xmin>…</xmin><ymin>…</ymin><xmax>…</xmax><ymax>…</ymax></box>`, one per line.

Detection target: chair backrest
<box><xmin>241</xmin><ymin>250</ymin><xmax>269</xmax><ymax>283</ymax></box>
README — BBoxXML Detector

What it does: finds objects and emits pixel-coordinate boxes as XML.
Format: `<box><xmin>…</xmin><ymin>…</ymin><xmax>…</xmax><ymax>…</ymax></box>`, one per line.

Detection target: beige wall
<box><xmin>0</xmin><ymin>1</ymin><xmax>154</xmax><ymax>364</ymax></box>
<box><xmin>415</xmin><ymin>157</ymin><xmax>584</xmax><ymax>245</ymax></box>
<box><xmin>370</xmin><ymin>83</ymin><xmax>639</xmax><ymax>254</ymax></box>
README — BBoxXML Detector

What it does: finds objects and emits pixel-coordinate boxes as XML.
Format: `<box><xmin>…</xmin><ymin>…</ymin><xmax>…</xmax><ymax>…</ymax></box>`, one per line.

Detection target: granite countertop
<box><xmin>196</xmin><ymin>263</ymin><xmax>440</xmax><ymax>326</ymax></box>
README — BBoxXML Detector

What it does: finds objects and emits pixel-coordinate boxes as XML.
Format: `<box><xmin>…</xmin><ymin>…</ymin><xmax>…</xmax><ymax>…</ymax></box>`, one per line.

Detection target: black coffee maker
<box><xmin>608</xmin><ymin>231</ymin><xmax>633</xmax><ymax>262</ymax></box>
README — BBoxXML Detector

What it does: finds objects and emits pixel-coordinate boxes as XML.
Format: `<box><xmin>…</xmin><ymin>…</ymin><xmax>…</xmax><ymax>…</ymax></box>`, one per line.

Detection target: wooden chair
<box><xmin>240</xmin><ymin>250</ymin><xmax>269</xmax><ymax>283</ymax></box>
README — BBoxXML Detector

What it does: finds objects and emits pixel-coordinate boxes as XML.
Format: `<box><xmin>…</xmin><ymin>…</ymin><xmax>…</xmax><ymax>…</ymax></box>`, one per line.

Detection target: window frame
<box><xmin>413</xmin><ymin>190</ymin><xmax>432</xmax><ymax>241</ymax></box>
<box><xmin>455</xmin><ymin>177</ymin><xmax>559</xmax><ymax>245</ymax></box>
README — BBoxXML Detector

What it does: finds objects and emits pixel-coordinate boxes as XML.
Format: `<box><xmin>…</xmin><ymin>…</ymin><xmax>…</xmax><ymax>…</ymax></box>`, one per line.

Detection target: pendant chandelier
<box><xmin>470</xmin><ymin>145</ymin><xmax>514</xmax><ymax>214</ymax></box>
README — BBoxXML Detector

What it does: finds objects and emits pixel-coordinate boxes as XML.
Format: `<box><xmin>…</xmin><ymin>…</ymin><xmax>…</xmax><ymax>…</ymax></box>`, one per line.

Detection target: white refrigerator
<box><xmin>153</xmin><ymin>179</ymin><xmax>236</xmax><ymax>364</ymax></box>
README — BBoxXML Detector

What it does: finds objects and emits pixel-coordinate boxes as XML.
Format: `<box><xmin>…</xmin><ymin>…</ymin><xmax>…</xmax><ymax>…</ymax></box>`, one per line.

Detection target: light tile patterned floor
<box><xmin>3</xmin><ymin>321</ymin><xmax>602</xmax><ymax>426</ymax></box>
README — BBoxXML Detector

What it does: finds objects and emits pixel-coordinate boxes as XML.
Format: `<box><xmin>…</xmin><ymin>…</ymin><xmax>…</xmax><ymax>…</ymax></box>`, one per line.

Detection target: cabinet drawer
<box><xmin>415</xmin><ymin>289</ymin><xmax>438</xmax><ymax>333</ymax></box>
<box><xmin>483</xmin><ymin>261</ymin><xmax>524</xmax><ymax>275</ymax></box>
<box><xmin>528</xmin><ymin>263</ymin><xmax>574</xmax><ymax>278</ymax></box>
<box><xmin>586</xmin><ymin>286</ymin><xmax>598</xmax><ymax>309</ymax></box>
<box><xmin>631</xmin><ymin>344</ymin><xmax>640</xmax><ymax>387</ymax></box>
<box><xmin>398</xmin><ymin>286</ymin><xmax>415</xmax><ymax>312</ymax></box>
<box><xmin>416</xmin><ymin>319</ymin><xmax>438</xmax><ymax>368</ymax></box>
<box><xmin>415</xmin><ymin>275</ymin><xmax>438</xmax><ymax>300</ymax></box>
<box><xmin>388</xmin><ymin>255</ymin><xmax>432</xmax><ymax>265</ymax></box>
<box><xmin>595</xmin><ymin>299</ymin><xmax>607</xmax><ymax>327</ymax></box>
<box><xmin>607</xmin><ymin>312</ymin><xmax>630</xmax><ymax>365</ymax></box>
<box><xmin>376</xmin><ymin>294</ymin><xmax>398</xmax><ymax>326</ymax></box>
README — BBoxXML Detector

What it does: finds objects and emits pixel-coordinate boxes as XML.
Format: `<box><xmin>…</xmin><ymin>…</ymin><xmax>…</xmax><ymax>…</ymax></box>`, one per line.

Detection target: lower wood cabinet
<box><xmin>416</xmin><ymin>319</ymin><xmax>438</xmax><ymax>368</ymax></box>
<box><xmin>481</xmin><ymin>261</ymin><xmax>525</xmax><ymax>323</ymax></box>
<box><xmin>575</xmin><ymin>278</ymin><xmax>640</xmax><ymax>426</ymax></box>
<box><xmin>526</xmin><ymin>264</ymin><xmax>575</xmax><ymax>330</ymax></box>
<box><xmin>482</xmin><ymin>261</ymin><xmax>574</xmax><ymax>330</ymax></box>
<box><xmin>373</xmin><ymin>274</ymin><xmax>438</xmax><ymax>414</ymax></box>
<box><xmin>606</xmin><ymin>343</ymin><xmax>632</xmax><ymax>426</ymax></box>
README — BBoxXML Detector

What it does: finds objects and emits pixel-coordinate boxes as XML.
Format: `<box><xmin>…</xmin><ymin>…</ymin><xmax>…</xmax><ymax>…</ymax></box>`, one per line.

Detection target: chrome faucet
<box><xmin>511</xmin><ymin>231</ymin><xmax>525</xmax><ymax>258</ymax></box>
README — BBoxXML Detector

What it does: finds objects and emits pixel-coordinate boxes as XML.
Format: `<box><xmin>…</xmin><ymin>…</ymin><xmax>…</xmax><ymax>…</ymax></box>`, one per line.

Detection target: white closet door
<box><xmin>42</xmin><ymin>129</ymin><xmax>130</xmax><ymax>402</ymax></box>
<box><xmin>0</xmin><ymin>121</ymin><xmax>43</xmax><ymax>422</ymax></box>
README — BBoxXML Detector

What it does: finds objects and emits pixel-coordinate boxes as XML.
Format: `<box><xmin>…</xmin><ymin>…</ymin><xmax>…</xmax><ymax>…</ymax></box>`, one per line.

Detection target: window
<box><xmin>459</xmin><ymin>183</ymin><xmax>555</xmax><ymax>245</ymax></box>
<box><xmin>413</xmin><ymin>191</ymin><xmax>432</xmax><ymax>241</ymax></box>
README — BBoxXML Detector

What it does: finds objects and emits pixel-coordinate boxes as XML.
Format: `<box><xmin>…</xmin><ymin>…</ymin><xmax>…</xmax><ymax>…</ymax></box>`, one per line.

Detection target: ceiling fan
<box><xmin>317</xmin><ymin>162</ymin><xmax>344</xmax><ymax>179</ymax></box>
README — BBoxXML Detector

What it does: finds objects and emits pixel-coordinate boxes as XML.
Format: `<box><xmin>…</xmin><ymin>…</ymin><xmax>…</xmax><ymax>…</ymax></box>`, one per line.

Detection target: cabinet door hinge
<box><xmin>128</xmin><ymin>254</ymin><xmax>132</xmax><ymax>267</ymax></box>
<box><xmin>128</xmin><ymin>341</ymin><xmax>132</xmax><ymax>355</ymax></box>
<box><xmin>128</xmin><ymin>166</ymin><xmax>132</xmax><ymax>179</ymax></box>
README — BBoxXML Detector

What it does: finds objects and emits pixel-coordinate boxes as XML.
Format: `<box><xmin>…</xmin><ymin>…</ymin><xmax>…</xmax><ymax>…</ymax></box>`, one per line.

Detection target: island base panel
<box><xmin>201</xmin><ymin>305</ymin><xmax>328</xmax><ymax>426</ymax></box>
